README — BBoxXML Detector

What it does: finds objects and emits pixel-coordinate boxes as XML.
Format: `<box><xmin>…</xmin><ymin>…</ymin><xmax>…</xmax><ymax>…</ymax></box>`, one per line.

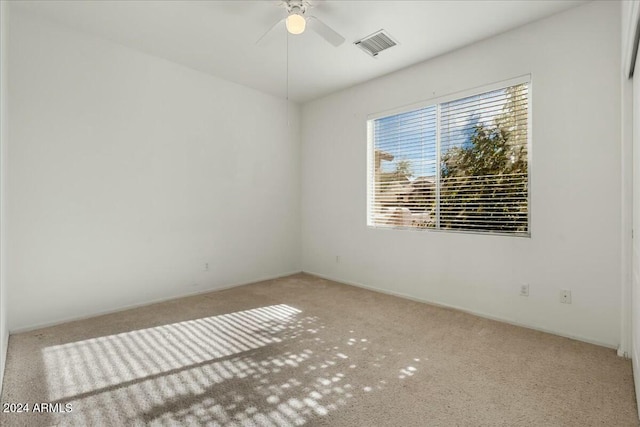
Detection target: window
<box><xmin>367</xmin><ymin>79</ymin><xmax>530</xmax><ymax>236</ymax></box>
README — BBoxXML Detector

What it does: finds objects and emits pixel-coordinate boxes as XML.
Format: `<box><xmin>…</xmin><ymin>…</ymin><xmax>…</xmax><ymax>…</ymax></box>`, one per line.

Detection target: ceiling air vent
<box><xmin>354</xmin><ymin>30</ymin><xmax>397</xmax><ymax>57</ymax></box>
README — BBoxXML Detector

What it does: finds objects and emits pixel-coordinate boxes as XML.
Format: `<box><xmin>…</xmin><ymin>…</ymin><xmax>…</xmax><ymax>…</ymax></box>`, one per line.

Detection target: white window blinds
<box><xmin>368</xmin><ymin>81</ymin><xmax>529</xmax><ymax>236</ymax></box>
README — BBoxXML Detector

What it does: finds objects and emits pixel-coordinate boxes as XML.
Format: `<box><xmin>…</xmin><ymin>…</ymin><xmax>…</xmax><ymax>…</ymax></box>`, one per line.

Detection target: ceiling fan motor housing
<box><xmin>286</xmin><ymin>0</ymin><xmax>308</xmax><ymax>16</ymax></box>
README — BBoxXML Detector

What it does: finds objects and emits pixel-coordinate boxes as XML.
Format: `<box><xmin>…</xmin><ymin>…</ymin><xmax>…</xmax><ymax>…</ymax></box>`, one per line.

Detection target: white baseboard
<box><xmin>10</xmin><ymin>269</ymin><xmax>619</xmax><ymax>352</ymax></box>
<box><xmin>10</xmin><ymin>270</ymin><xmax>303</xmax><ymax>334</ymax></box>
<box><xmin>618</xmin><ymin>347</ymin><xmax>630</xmax><ymax>358</ymax></box>
<box><xmin>303</xmin><ymin>270</ymin><xmax>618</xmax><ymax>350</ymax></box>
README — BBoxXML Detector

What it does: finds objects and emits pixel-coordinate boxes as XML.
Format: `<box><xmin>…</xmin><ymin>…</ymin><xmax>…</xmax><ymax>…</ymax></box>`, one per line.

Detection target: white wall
<box><xmin>301</xmin><ymin>1</ymin><xmax>622</xmax><ymax>348</ymax></box>
<box><xmin>626</xmin><ymin>0</ymin><xmax>640</xmax><ymax>418</ymax></box>
<box><xmin>622</xmin><ymin>0</ymin><xmax>639</xmax><ymax>416</ymax></box>
<box><xmin>0</xmin><ymin>0</ymin><xmax>9</xmax><ymax>391</ymax></box>
<box><xmin>633</xmin><ymin>50</ymin><xmax>640</xmax><ymax>417</ymax></box>
<box><xmin>8</xmin><ymin>10</ymin><xmax>301</xmax><ymax>331</ymax></box>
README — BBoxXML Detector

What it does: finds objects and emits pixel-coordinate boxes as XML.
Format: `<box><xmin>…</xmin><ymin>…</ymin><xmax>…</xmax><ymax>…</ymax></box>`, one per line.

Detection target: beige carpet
<box><xmin>0</xmin><ymin>273</ymin><xmax>637</xmax><ymax>426</ymax></box>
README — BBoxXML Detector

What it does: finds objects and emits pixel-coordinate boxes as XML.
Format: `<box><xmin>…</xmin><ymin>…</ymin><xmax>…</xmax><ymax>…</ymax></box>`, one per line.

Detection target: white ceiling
<box><xmin>13</xmin><ymin>0</ymin><xmax>586</xmax><ymax>103</ymax></box>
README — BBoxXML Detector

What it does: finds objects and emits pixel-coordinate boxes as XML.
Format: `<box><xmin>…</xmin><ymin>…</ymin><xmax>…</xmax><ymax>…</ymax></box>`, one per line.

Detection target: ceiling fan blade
<box><xmin>307</xmin><ymin>16</ymin><xmax>345</xmax><ymax>47</ymax></box>
<box><xmin>256</xmin><ymin>17</ymin><xmax>284</xmax><ymax>45</ymax></box>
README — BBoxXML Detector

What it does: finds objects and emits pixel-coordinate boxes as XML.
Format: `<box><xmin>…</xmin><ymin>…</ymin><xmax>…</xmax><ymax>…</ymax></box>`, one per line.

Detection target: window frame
<box><xmin>366</xmin><ymin>75</ymin><xmax>532</xmax><ymax>237</ymax></box>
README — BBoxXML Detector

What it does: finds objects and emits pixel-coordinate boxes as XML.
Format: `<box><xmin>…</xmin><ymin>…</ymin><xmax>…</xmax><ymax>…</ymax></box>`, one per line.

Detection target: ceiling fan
<box><xmin>256</xmin><ymin>0</ymin><xmax>345</xmax><ymax>47</ymax></box>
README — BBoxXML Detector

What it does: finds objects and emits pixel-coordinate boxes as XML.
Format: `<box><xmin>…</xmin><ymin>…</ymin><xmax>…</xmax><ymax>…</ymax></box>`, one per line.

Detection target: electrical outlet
<box><xmin>520</xmin><ymin>284</ymin><xmax>529</xmax><ymax>296</ymax></box>
<box><xmin>560</xmin><ymin>290</ymin><xmax>572</xmax><ymax>304</ymax></box>
<box><xmin>204</xmin><ymin>262</ymin><xmax>209</xmax><ymax>272</ymax></box>
<box><xmin>336</xmin><ymin>256</ymin><xmax>341</xmax><ymax>264</ymax></box>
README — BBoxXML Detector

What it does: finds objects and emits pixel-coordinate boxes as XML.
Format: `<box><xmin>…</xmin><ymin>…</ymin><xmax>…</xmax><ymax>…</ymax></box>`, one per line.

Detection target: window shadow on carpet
<box><xmin>42</xmin><ymin>304</ymin><xmax>420</xmax><ymax>426</ymax></box>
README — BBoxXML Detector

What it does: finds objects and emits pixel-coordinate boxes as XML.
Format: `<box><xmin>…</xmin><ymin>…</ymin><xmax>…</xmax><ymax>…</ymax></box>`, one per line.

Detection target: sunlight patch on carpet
<box><xmin>43</xmin><ymin>304</ymin><xmax>302</xmax><ymax>401</ymax></box>
<box><xmin>40</xmin><ymin>304</ymin><xmax>420</xmax><ymax>426</ymax></box>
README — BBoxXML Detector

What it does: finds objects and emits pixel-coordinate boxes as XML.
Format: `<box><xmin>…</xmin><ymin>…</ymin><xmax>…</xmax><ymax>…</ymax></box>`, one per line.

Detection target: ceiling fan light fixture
<box><xmin>256</xmin><ymin>0</ymin><xmax>344</xmax><ymax>47</ymax></box>
<box><xmin>286</xmin><ymin>12</ymin><xmax>306</xmax><ymax>35</ymax></box>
